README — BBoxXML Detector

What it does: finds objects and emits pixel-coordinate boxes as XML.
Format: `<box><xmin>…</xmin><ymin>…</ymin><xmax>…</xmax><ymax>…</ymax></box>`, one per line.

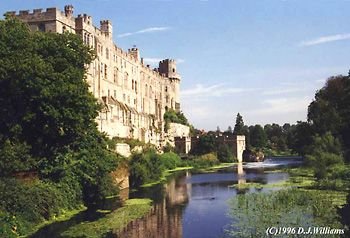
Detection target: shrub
<box><xmin>129</xmin><ymin>149</ymin><xmax>163</xmax><ymax>187</ymax></box>
<box><xmin>217</xmin><ymin>144</ymin><xmax>235</xmax><ymax>163</ymax></box>
<box><xmin>160</xmin><ymin>152</ymin><xmax>182</xmax><ymax>170</ymax></box>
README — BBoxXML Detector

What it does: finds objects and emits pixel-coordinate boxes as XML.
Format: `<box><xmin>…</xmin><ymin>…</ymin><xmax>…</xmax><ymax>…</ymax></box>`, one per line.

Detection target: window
<box><xmin>132</xmin><ymin>80</ymin><xmax>134</xmax><ymax>90</ymax></box>
<box><xmin>107</xmin><ymin>89</ymin><xmax>110</xmax><ymax>97</ymax></box>
<box><xmin>62</xmin><ymin>26</ymin><xmax>66</xmax><ymax>33</ymax></box>
<box><xmin>104</xmin><ymin>64</ymin><xmax>108</xmax><ymax>78</ymax></box>
<box><xmin>165</xmin><ymin>86</ymin><xmax>168</xmax><ymax>92</ymax></box>
<box><xmin>114</xmin><ymin>90</ymin><xmax>117</xmax><ymax>98</ymax></box>
<box><xmin>173</xmin><ymin>68</ymin><xmax>176</xmax><ymax>73</ymax></box>
<box><xmin>145</xmin><ymin>84</ymin><xmax>148</xmax><ymax>96</ymax></box>
<box><xmin>38</xmin><ymin>23</ymin><xmax>46</xmax><ymax>32</ymax></box>
<box><xmin>106</xmin><ymin>48</ymin><xmax>109</xmax><ymax>59</ymax></box>
<box><xmin>113</xmin><ymin>68</ymin><xmax>118</xmax><ymax>83</ymax></box>
<box><xmin>135</xmin><ymin>81</ymin><xmax>137</xmax><ymax>93</ymax></box>
<box><xmin>124</xmin><ymin>73</ymin><xmax>128</xmax><ymax>89</ymax></box>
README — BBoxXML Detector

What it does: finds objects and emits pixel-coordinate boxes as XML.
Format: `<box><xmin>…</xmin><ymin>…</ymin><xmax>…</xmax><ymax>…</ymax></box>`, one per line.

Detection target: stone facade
<box><xmin>8</xmin><ymin>5</ymin><xmax>182</xmax><ymax>147</ymax></box>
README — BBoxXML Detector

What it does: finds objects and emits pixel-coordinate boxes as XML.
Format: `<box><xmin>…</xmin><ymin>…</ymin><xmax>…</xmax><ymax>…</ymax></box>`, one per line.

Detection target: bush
<box><xmin>0</xmin><ymin>177</ymin><xmax>84</xmax><ymax>236</ymax></box>
<box><xmin>160</xmin><ymin>152</ymin><xmax>182</xmax><ymax>170</ymax></box>
<box><xmin>129</xmin><ymin>149</ymin><xmax>163</xmax><ymax>187</ymax></box>
<box><xmin>184</xmin><ymin>153</ymin><xmax>220</xmax><ymax>169</ymax></box>
<box><xmin>217</xmin><ymin>144</ymin><xmax>235</xmax><ymax>163</ymax></box>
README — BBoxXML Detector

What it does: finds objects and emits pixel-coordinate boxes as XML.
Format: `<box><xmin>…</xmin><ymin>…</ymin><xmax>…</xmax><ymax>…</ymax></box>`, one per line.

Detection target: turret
<box><xmin>158</xmin><ymin>59</ymin><xmax>180</xmax><ymax>80</ymax></box>
<box><xmin>64</xmin><ymin>5</ymin><xmax>74</xmax><ymax>17</ymax></box>
<box><xmin>128</xmin><ymin>46</ymin><xmax>140</xmax><ymax>61</ymax></box>
<box><xmin>100</xmin><ymin>20</ymin><xmax>112</xmax><ymax>37</ymax></box>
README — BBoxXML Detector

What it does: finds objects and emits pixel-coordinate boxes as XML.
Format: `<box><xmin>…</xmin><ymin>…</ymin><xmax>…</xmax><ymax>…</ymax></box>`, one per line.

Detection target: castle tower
<box><xmin>158</xmin><ymin>59</ymin><xmax>180</xmax><ymax>79</ymax></box>
<box><xmin>128</xmin><ymin>46</ymin><xmax>140</xmax><ymax>61</ymax></box>
<box><xmin>64</xmin><ymin>5</ymin><xmax>74</xmax><ymax>17</ymax></box>
<box><xmin>100</xmin><ymin>20</ymin><xmax>112</xmax><ymax>37</ymax></box>
<box><xmin>159</xmin><ymin>59</ymin><xmax>181</xmax><ymax>112</ymax></box>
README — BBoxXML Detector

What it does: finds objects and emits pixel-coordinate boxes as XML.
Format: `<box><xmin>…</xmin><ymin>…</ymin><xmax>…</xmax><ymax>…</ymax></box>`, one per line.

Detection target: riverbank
<box><xmin>58</xmin><ymin>199</ymin><xmax>152</xmax><ymax>238</ymax></box>
<box><xmin>231</xmin><ymin>166</ymin><xmax>349</xmax><ymax>206</ymax></box>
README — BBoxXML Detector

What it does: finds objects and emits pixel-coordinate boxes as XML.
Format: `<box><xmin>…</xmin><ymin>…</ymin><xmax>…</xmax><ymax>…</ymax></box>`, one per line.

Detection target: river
<box><xmin>31</xmin><ymin>157</ymin><xmax>303</xmax><ymax>238</ymax></box>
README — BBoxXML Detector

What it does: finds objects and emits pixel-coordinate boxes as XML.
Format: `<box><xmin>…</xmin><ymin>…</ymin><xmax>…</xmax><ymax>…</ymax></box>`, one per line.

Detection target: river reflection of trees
<box><xmin>114</xmin><ymin>174</ymin><xmax>190</xmax><ymax>238</ymax></box>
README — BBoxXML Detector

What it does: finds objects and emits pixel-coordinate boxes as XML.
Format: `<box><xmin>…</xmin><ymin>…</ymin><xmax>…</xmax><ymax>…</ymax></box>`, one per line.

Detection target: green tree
<box><xmin>0</xmin><ymin>18</ymin><xmax>118</xmax><ymax>205</ymax></box>
<box><xmin>308</xmin><ymin>75</ymin><xmax>350</xmax><ymax>161</ymax></box>
<box><xmin>233</xmin><ymin>113</ymin><xmax>244</xmax><ymax>135</ymax></box>
<box><xmin>305</xmin><ymin>132</ymin><xmax>344</xmax><ymax>181</ymax></box>
<box><xmin>249</xmin><ymin>124</ymin><xmax>267</xmax><ymax>148</ymax></box>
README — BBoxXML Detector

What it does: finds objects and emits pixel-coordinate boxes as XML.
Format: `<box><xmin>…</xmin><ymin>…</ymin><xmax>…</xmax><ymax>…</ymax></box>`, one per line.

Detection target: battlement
<box><xmin>76</xmin><ymin>13</ymin><xmax>93</xmax><ymax>25</ymax></box>
<box><xmin>6</xmin><ymin>7</ymin><xmax>58</xmax><ymax>19</ymax></box>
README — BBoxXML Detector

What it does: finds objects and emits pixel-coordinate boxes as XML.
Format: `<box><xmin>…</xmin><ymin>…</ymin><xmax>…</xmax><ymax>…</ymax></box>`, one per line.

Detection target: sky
<box><xmin>1</xmin><ymin>0</ymin><xmax>349</xmax><ymax>131</ymax></box>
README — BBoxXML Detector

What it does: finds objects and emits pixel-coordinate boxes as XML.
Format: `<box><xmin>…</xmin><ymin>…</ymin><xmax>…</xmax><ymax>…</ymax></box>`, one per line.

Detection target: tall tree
<box><xmin>308</xmin><ymin>75</ymin><xmax>350</xmax><ymax>161</ymax></box>
<box><xmin>250</xmin><ymin>124</ymin><xmax>267</xmax><ymax>148</ymax></box>
<box><xmin>0</xmin><ymin>18</ymin><xmax>118</xmax><ymax>204</ymax></box>
<box><xmin>233</xmin><ymin>113</ymin><xmax>244</xmax><ymax>135</ymax></box>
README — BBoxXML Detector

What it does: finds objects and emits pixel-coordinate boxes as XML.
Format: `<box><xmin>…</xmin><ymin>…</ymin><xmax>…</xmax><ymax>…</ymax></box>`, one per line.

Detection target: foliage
<box><xmin>305</xmin><ymin>132</ymin><xmax>344</xmax><ymax>181</ymax></box>
<box><xmin>185</xmin><ymin>153</ymin><xmax>220</xmax><ymax>169</ymax></box>
<box><xmin>0</xmin><ymin>18</ymin><xmax>120</xmax><ymax>235</ymax></box>
<box><xmin>308</xmin><ymin>75</ymin><xmax>350</xmax><ymax>161</ymax></box>
<box><xmin>62</xmin><ymin>198</ymin><xmax>152</xmax><ymax>238</ymax></box>
<box><xmin>163</xmin><ymin>109</ymin><xmax>189</xmax><ymax>131</ymax></box>
<box><xmin>129</xmin><ymin>149</ymin><xmax>164</xmax><ymax>187</ymax></box>
<box><xmin>233</xmin><ymin>113</ymin><xmax>245</xmax><ymax>135</ymax></box>
<box><xmin>217</xmin><ymin>144</ymin><xmax>235</xmax><ymax>163</ymax></box>
<box><xmin>227</xmin><ymin>189</ymin><xmax>343</xmax><ymax>238</ymax></box>
<box><xmin>0</xmin><ymin>177</ymin><xmax>82</xmax><ymax>236</ymax></box>
<box><xmin>190</xmin><ymin>134</ymin><xmax>216</xmax><ymax>155</ymax></box>
<box><xmin>159</xmin><ymin>152</ymin><xmax>182</xmax><ymax>170</ymax></box>
<box><xmin>249</xmin><ymin>124</ymin><xmax>267</xmax><ymax>148</ymax></box>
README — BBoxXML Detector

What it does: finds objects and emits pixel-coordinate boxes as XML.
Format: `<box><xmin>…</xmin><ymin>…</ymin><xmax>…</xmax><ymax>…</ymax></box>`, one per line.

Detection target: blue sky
<box><xmin>1</xmin><ymin>0</ymin><xmax>350</xmax><ymax>130</ymax></box>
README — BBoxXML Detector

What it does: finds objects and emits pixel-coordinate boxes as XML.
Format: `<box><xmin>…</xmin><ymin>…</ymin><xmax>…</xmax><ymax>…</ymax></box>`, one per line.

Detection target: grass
<box><xmin>24</xmin><ymin>205</ymin><xmax>87</xmax><ymax>237</ymax></box>
<box><xmin>61</xmin><ymin>198</ymin><xmax>152</xmax><ymax>238</ymax></box>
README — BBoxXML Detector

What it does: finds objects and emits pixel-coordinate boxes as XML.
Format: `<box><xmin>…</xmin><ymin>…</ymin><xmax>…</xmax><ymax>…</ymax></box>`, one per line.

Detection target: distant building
<box><xmin>8</xmin><ymin>5</ymin><xmax>183</xmax><ymax>147</ymax></box>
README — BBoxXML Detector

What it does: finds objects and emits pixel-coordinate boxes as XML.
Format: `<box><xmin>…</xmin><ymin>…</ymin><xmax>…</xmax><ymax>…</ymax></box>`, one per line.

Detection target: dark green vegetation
<box><xmin>163</xmin><ymin>108</ymin><xmax>192</xmax><ymax>132</ymax></box>
<box><xmin>129</xmin><ymin>149</ymin><xmax>223</xmax><ymax>187</ymax></box>
<box><xmin>61</xmin><ymin>199</ymin><xmax>152</xmax><ymax>238</ymax></box>
<box><xmin>227</xmin><ymin>189</ymin><xmax>344</xmax><ymax>238</ymax></box>
<box><xmin>189</xmin><ymin>134</ymin><xmax>236</xmax><ymax>163</ymax></box>
<box><xmin>0</xmin><ymin>18</ymin><xmax>119</xmax><ymax>236</ymax></box>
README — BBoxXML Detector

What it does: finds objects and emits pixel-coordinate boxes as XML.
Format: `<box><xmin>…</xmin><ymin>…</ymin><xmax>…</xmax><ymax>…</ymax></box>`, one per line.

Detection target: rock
<box><xmin>243</xmin><ymin>149</ymin><xmax>265</xmax><ymax>162</ymax></box>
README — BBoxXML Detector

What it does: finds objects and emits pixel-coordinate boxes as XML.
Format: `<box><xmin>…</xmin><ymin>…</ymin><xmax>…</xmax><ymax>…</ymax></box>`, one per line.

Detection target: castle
<box><xmin>7</xmin><ymin>5</ymin><xmax>246</xmax><ymax>159</ymax></box>
<box><xmin>7</xmin><ymin>5</ymin><xmax>184</xmax><ymax>147</ymax></box>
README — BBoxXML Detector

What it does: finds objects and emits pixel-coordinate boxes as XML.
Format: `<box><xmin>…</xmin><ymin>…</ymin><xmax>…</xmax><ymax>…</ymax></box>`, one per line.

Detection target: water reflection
<box><xmin>237</xmin><ymin>162</ymin><xmax>246</xmax><ymax>185</ymax></box>
<box><xmin>117</xmin><ymin>158</ymin><xmax>301</xmax><ymax>238</ymax></box>
<box><xmin>114</xmin><ymin>172</ymin><xmax>190</xmax><ymax>238</ymax></box>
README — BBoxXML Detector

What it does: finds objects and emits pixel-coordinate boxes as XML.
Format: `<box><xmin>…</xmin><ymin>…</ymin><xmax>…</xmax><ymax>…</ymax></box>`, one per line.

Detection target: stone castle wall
<box><xmin>9</xmin><ymin>5</ymin><xmax>182</xmax><ymax>147</ymax></box>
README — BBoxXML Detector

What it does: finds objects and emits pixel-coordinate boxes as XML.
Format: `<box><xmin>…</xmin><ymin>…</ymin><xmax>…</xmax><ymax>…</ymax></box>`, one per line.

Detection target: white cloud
<box><xmin>117</xmin><ymin>27</ymin><xmax>170</xmax><ymax>38</ymax></box>
<box><xmin>248</xmin><ymin>97</ymin><xmax>312</xmax><ymax>116</ymax></box>
<box><xmin>182</xmin><ymin>84</ymin><xmax>257</xmax><ymax>97</ymax></box>
<box><xmin>262</xmin><ymin>88</ymin><xmax>307</xmax><ymax>96</ymax></box>
<box><xmin>299</xmin><ymin>33</ymin><xmax>350</xmax><ymax>46</ymax></box>
<box><xmin>143</xmin><ymin>58</ymin><xmax>163</xmax><ymax>64</ymax></box>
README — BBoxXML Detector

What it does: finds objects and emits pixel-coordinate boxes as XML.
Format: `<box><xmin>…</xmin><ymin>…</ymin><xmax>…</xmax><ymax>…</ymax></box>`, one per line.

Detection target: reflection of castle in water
<box><xmin>114</xmin><ymin>173</ymin><xmax>190</xmax><ymax>238</ymax></box>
